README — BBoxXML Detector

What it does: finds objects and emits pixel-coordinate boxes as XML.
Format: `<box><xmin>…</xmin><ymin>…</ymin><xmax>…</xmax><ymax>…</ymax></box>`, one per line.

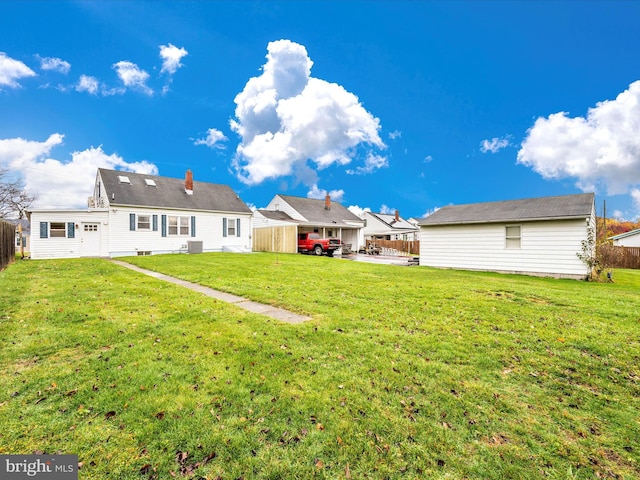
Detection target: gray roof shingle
<box><xmin>99</xmin><ymin>168</ymin><xmax>252</xmax><ymax>214</ymax></box>
<box><xmin>278</xmin><ymin>194</ymin><xmax>363</xmax><ymax>226</ymax></box>
<box><xmin>257</xmin><ymin>209</ymin><xmax>296</xmax><ymax>222</ymax></box>
<box><xmin>418</xmin><ymin>193</ymin><xmax>594</xmax><ymax>226</ymax></box>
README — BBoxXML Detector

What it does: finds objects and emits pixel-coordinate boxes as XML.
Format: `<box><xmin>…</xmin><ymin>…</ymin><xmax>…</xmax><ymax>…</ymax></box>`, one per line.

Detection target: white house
<box><xmin>418</xmin><ymin>193</ymin><xmax>596</xmax><ymax>279</ymax></box>
<box><xmin>29</xmin><ymin>168</ymin><xmax>253</xmax><ymax>259</ymax></box>
<box><xmin>252</xmin><ymin>194</ymin><xmax>365</xmax><ymax>253</ymax></box>
<box><xmin>359</xmin><ymin>210</ymin><xmax>419</xmax><ymax>246</ymax></box>
<box><xmin>609</xmin><ymin>228</ymin><xmax>640</xmax><ymax>247</ymax></box>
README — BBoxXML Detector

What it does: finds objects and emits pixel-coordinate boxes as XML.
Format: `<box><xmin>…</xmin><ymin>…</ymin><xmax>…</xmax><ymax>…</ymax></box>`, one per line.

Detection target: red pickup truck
<box><xmin>298</xmin><ymin>232</ymin><xmax>342</xmax><ymax>257</ymax></box>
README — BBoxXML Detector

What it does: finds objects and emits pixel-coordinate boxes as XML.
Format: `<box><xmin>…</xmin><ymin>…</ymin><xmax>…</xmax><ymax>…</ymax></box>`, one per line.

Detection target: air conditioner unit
<box><xmin>187</xmin><ymin>241</ymin><xmax>203</xmax><ymax>254</ymax></box>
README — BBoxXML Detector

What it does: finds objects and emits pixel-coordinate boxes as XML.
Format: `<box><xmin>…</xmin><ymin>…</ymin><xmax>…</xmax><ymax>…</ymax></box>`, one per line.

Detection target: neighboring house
<box><xmin>359</xmin><ymin>210</ymin><xmax>419</xmax><ymax>246</ymax></box>
<box><xmin>252</xmin><ymin>194</ymin><xmax>365</xmax><ymax>253</ymax></box>
<box><xmin>609</xmin><ymin>228</ymin><xmax>640</xmax><ymax>247</ymax></box>
<box><xmin>14</xmin><ymin>218</ymin><xmax>30</xmax><ymax>255</ymax></box>
<box><xmin>418</xmin><ymin>193</ymin><xmax>596</xmax><ymax>279</ymax></box>
<box><xmin>29</xmin><ymin>168</ymin><xmax>253</xmax><ymax>259</ymax></box>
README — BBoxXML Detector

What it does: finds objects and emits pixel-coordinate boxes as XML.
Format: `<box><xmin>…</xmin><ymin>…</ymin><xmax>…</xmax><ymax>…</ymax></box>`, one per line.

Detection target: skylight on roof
<box><xmin>145</xmin><ymin>179</ymin><xmax>157</xmax><ymax>187</ymax></box>
<box><xmin>118</xmin><ymin>175</ymin><xmax>131</xmax><ymax>184</ymax></box>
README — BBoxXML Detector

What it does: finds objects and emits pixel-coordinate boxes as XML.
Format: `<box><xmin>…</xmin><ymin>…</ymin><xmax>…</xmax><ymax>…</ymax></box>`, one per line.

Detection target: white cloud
<box><xmin>0</xmin><ymin>52</ymin><xmax>36</xmax><ymax>89</ymax></box>
<box><xmin>422</xmin><ymin>206</ymin><xmax>441</xmax><ymax>218</ymax></box>
<box><xmin>347</xmin><ymin>205</ymin><xmax>371</xmax><ymax>217</ymax></box>
<box><xmin>632</xmin><ymin>189</ymin><xmax>640</xmax><ymax>212</ymax></box>
<box><xmin>194</xmin><ymin>128</ymin><xmax>228</xmax><ymax>149</ymax></box>
<box><xmin>307</xmin><ymin>183</ymin><xmax>344</xmax><ymax>203</ymax></box>
<box><xmin>517</xmin><ymin>81</ymin><xmax>640</xmax><ymax>196</ymax></box>
<box><xmin>480</xmin><ymin>136</ymin><xmax>511</xmax><ymax>153</ymax></box>
<box><xmin>160</xmin><ymin>43</ymin><xmax>188</xmax><ymax>75</ymax></box>
<box><xmin>37</xmin><ymin>56</ymin><xmax>71</xmax><ymax>74</ymax></box>
<box><xmin>379</xmin><ymin>204</ymin><xmax>394</xmax><ymax>215</ymax></box>
<box><xmin>113</xmin><ymin>61</ymin><xmax>153</xmax><ymax>95</ymax></box>
<box><xmin>230</xmin><ymin>39</ymin><xmax>386</xmax><ymax>185</ymax></box>
<box><xmin>388</xmin><ymin>130</ymin><xmax>401</xmax><ymax>140</ymax></box>
<box><xmin>424</xmin><ymin>155</ymin><xmax>433</xmax><ymax>163</ymax></box>
<box><xmin>0</xmin><ymin>134</ymin><xmax>158</xmax><ymax>209</ymax></box>
<box><xmin>76</xmin><ymin>75</ymin><xmax>99</xmax><ymax>95</ymax></box>
<box><xmin>346</xmin><ymin>153</ymin><xmax>388</xmax><ymax>175</ymax></box>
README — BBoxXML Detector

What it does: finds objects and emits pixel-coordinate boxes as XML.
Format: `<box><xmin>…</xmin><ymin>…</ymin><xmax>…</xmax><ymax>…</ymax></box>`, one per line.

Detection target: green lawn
<box><xmin>1</xmin><ymin>253</ymin><xmax>639</xmax><ymax>479</ymax></box>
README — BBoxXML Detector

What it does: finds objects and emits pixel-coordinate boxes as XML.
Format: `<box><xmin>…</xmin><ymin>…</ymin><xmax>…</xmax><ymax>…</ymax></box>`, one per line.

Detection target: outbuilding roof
<box><xmin>98</xmin><ymin>168</ymin><xmax>252</xmax><ymax>214</ymax></box>
<box><xmin>418</xmin><ymin>193</ymin><xmax>594</xmax><ymax>226</ymax></box>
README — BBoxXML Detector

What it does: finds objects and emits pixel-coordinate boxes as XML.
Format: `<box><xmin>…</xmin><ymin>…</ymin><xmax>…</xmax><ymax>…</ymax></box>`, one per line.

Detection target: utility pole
<box><xmin>602</xmin><ymin>200</ymin><xmax>607</xmax><ymax>242</ymax></box>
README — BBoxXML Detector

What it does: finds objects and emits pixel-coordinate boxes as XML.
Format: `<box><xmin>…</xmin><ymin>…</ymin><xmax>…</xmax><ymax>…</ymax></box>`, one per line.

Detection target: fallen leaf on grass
<box><xmin>105</xmin><ymin>411</ymin><xmax>116</xmax><ymax>420</ymax></box>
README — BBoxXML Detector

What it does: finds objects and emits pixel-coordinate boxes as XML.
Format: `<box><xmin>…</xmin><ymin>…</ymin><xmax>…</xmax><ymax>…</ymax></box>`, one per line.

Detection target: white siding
<box><xmin>420</xmin><ymin>219</ymin><xmax>590</xmax><ymax>279</ymax></box>
<box><xmin>266</xmin><ymin>195</ymin><xmax>307</xmax><ymax>221</ymax></box>
<box><xmin>30</xmin><ymin>210</ymin><xmax>109</xmax><ymax>259</ymax></box>
<box><xmin>613</xmin><ymin>231</ymin><xmax>640</xmax><ymax>247</ymax></box>
<box><xmin>108</xmin><ymin>208</ymin><xmax>252</xmax><ymax>257</ymax></box>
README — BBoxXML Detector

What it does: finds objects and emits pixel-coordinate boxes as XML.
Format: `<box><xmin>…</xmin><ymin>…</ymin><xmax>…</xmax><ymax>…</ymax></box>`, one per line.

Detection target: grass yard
<box><xmin>0</xmin><ymin>253</ymin><xmax>639</xmax><ymax>479</ymax></box>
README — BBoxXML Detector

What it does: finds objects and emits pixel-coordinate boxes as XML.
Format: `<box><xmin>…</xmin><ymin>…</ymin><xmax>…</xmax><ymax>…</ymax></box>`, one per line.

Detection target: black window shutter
<box><xmin>161</xmin><ymin>215</ymin><xmax>167</xmax><ymax>237</ymax></box>
<box><xmin>236</xmin><ymin>218</ymin><xmax>241</xmax><ymax>237</ymax></box>
<box><xmin>191</xmin><ymin>216</ymin><xmax>196</xmax><ymax>237</ymax></box>
<box><xmin>152</xmin><ymin>215</ymin><xmax>158</xmax><ymax>231</ymax></box>
<box><xmin>40</xmin><ymin>222</ymin><xmax>48</xmax><ymax>238</ymax></box>
<box><xmin>67</xmin><ymin>222</ymin><xmax>75</xmax><ymax>238</ymax></box>
<box><xmin>129</xmin><ymin>213</ymin><xmax>136</xmax><ymax>231</ymax></box>
<box><xmin>223</xmin><ymin>218</ymin><xmax>227</xmax><ymax>237</ymax></box>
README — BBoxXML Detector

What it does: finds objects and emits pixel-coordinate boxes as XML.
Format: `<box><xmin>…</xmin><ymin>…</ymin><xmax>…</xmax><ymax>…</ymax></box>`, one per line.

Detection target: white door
<box><xmin>80</xmin><ymin>223</ymin><xmax>101</xmax><ymax>257</ymax></box>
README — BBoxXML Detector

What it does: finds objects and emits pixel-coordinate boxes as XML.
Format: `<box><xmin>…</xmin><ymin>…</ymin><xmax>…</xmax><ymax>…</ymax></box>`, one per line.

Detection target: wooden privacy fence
<box><xmin>605</xmin><ymin>246</ymin><xmax>640</xmax><ymax>269</ymax></box>
<box><xmin>367</xmin><ymin>239</ymin><xmax>420</xmax><ymax>256</ymax></box>
<box><xmin>0</xmin><ymin>220</ymin><xmax>16</xmax><ymax>271</ymax></box>
<box><xmin>252</xmin><ymin>226</ymin><xmax>298</xmax><ymax>254</ymax></box>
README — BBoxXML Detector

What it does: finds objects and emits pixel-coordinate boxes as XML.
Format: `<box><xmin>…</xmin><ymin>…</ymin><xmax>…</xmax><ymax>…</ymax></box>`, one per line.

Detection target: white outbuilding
<box><xmin>418</xmin><ymin>193</ymin><xmax>596</xmax><ymax>279</ymax></box>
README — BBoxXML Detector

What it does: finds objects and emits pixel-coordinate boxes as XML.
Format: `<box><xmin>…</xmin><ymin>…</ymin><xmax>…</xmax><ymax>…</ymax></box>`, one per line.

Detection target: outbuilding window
<box><xmin>505</xmin><ymin>225</ymin><xmax>521</xmax><ymax>249</ymax></box>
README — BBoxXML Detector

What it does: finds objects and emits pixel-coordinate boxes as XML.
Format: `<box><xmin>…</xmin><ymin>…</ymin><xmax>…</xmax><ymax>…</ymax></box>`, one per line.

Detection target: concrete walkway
<box><xmin>110</xmin><ymin>259</ymin><xmax>311</xmax><ymax>324</ymax></box>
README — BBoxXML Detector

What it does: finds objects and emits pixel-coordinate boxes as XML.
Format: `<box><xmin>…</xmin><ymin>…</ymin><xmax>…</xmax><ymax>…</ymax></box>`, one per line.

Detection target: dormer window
<box><xmin>144</xmin><ymin>179</ymin><xmax>157</xmax><ymax>187</ymax></box>
<box><xmin>118</xmin><ymin>175</ymin><xmax>131</xmax><ymax>184</ymax></box>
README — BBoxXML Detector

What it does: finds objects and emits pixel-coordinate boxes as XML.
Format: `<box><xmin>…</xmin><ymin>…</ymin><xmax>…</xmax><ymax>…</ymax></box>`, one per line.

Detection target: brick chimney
<box><xmin>395</xmin><ymin>210</ymin><xmax>400</xmax><ymax>222</ymax></box>
<box><xmin>185</xmin><ymin>169</ymin><xmax>193</xmax><ymax>195</ymax></box>
<box><xmin>325</xmin><ymin>194</ymin><xmax>331</xmax><ymax>210</ymax></box>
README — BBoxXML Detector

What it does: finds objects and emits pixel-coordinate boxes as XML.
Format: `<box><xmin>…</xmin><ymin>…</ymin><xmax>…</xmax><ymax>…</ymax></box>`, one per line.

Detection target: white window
<box><xmin>227</xmin><ymin>218</ymin><xmax>236</xmax><ymax>236</ymax></box>
<box><xmin>118</xmin><ymin>175</ymin><xmax>131</xmax><ymax>184</ymax></box>
<box><xmin>506</xmin><ymin>225</ymin><xmax>521</xmax><ymax>249</ymax></box>
<box><xmin>137</xmin><ymin>215</ymin><xmax>151</xmax><ymax>230</ymax></box>
<box><xmin>50</xmin><ymin>222</ymin><xmax>66</xmax><ymax>238</ymax></box>
<box><xmin>84</xmin><ymin>224</ymin><xmax>98</xmax><ymax>232</ymax></box>
<box><xmin>168</xmin><ymin>216</ymin><xmax>190</xmax><ymax>236</ymax></box>
<box><xmin>144</xmin><ymin>179</ymin><xmax>156</xmax><ymax>187</ymax></box>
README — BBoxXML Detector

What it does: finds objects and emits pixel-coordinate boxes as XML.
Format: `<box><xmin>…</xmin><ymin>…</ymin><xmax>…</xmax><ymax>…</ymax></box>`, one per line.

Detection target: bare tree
<box><xmin>0</xmin><ymin>168</ymin><xmax>36</xmax><ymax>220</ymax></box>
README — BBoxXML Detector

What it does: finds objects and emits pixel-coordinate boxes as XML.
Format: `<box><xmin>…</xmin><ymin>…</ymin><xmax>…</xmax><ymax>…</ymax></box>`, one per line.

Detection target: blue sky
<box><xmin>1</xmin><ymin>1</ymin><xmax>640</xmax><ymax>220</ymax></box>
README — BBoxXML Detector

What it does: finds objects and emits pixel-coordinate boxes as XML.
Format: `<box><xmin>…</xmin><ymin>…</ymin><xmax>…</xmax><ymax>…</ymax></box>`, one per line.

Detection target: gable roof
<box><xmin>418</xmin><ymin>193</ymin><xmax>594</xmax><ymax>226</ymax></box>
<box><xmin>98</xmin><ymin>168</ymin><xmax>252</xmax><ymax>214</ymax></box>
<box><xmin>609</xmin><ymin>228</ymin><xmax>640</xmax><ymax>241</ymax></box>
<box><xmin>277</xmin><ymin>194</ymin><xmax>364</xmax><ymax>226</ymax></box>
<box><xmin>257</xmin><ymin>209</ymin><xmax>296</xmax><ymax>222</ymax></box>
<box><xmin>367</xmin><ymin>212</ymin><xmax>418</xmax><ymax>231</ymax></box>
